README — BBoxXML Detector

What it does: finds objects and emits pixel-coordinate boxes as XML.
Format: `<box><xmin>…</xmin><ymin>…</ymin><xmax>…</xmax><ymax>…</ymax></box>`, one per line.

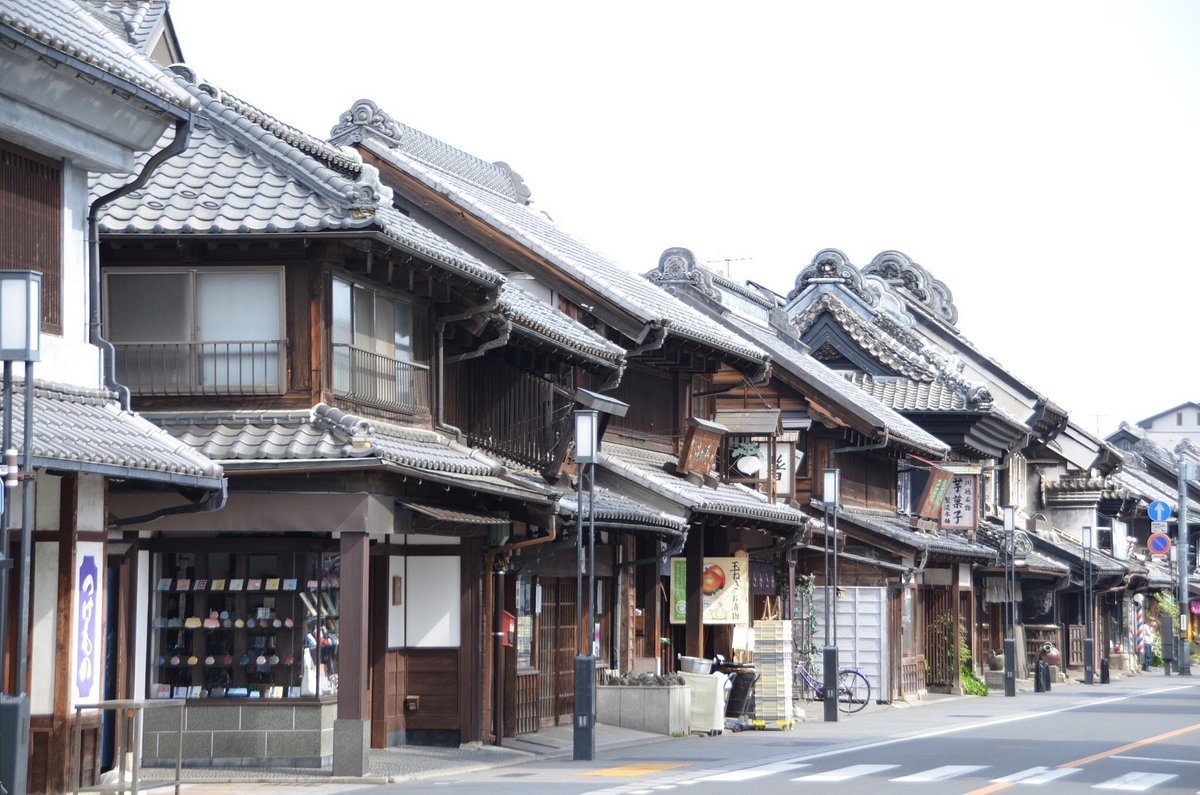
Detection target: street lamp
<box><xmin>573</xmin><ymin>408</ymin><xmax>598</xmax><ymax>761</ymax></box>
<box><xmin>1003</xmin><ymin>506</ymin><xmax>1016</xmax><ymax>698</ymax></box>
<box><xmin>0</xmin><ymin>269</ymin><xmax>40</xmax><ymax>795</ymax></box>
<box><xmin>822</xmin><ymin>468</ymin><xmax>840</xmax><ymax>722</ymax></box>
<box><xmin>1175</xmin><ymin>445</ymin><xmax>1196</xmax><ymax>677</ymax></box>
<box><xmin>1082</xmin><ymin>525</ymin><xmax>1094</xmax><ymax>685</ymax></box>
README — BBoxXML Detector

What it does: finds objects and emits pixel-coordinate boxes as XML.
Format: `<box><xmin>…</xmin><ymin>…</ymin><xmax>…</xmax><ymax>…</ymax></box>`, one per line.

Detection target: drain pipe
<box><xmin>435</xmin><ymin>296</ymin><xmax>501</xmax><ymax>440</ymax></box>
<box><xmin>88</xmin><ymin>117</ymin><xmax>192</xmax><ymax>412</ymax></box>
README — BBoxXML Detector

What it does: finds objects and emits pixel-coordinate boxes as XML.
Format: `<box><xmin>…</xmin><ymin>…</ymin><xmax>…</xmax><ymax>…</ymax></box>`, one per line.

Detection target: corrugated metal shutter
<box><xmin>0</xmin><ymin>140</ymin><xmax>62</xmax><ymax>334</ymax></box>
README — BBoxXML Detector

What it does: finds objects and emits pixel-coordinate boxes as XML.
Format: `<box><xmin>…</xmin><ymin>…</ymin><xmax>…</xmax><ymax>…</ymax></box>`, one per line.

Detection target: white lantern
<box><xmin>0</xmin><ymin>270</ymin><xmax>41</xmax><ymax>362</ymax></box>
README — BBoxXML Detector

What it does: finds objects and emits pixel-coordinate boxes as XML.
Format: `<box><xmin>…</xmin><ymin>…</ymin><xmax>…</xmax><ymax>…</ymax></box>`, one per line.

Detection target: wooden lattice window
<box><xmin>0</xmin><ymin>140</ymin><xmax>62</xmax><ymax>334</ymax></box>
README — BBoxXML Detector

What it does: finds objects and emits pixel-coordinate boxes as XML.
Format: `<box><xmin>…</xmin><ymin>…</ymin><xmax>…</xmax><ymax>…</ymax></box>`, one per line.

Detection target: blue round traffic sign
<box><xmin>1148</xmin><ymin>500</ymin><xmax>1173</xmax><ymax>522</ymax></box>
<box><xmin>1149</xmin><ymin>532</ymin><xmax>1171</xmax><ymax>555</ymax></box>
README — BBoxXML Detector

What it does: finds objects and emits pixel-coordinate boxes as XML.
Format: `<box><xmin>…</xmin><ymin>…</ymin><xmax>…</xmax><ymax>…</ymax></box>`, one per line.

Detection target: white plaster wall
<box><xmin>31</xmin><ymin>541</ymin><xmax>58</xmax><ymax>714</ymax></box>
<box><xmin>33</xmin><ymin>162</ymin><xmax>103</xmax><ymax>388</ymax></box>
<box><xmin>387</xmin><ymin>556</ymin><xmax>460</xmax><ymax>648</ymax></box>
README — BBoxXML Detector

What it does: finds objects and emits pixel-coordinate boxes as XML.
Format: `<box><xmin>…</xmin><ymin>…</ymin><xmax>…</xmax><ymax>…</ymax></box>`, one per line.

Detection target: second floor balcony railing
<box><xmin>116</xmin><ymin>340</ymin><xmax>285</xmax><ymax>396</ymax></box>
<box><xmin>332</xmin><ymin>343</ymin><xmax>430</xmax><ymax>415</ymax></box>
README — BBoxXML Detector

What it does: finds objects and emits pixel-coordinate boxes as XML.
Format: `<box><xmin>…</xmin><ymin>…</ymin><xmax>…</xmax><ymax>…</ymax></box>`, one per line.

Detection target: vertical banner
<box><xmin>669</xmin><ymin>556</ymin><xmax>750</xmax><ymax>625</ymax></box>
<box><xmin>72</xmin><ymin>541</ymin><xmax>104</xmax><ymax>707</ymax></box>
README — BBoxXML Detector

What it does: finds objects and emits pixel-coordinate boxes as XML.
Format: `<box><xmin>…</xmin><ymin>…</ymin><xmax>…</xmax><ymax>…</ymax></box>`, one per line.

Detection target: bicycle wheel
<box><xmin>836</xmin><ymin>669</ymin><xmax>870</xmax><ymax>713</ymax></box>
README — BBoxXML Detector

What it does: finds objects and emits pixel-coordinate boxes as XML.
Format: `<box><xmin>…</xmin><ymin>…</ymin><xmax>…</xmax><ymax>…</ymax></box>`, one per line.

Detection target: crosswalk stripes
<box><xmin>591</xmin><ymin>762</ymin><xmax>1189</xmax><ymax>793</ymax></box>
<box><xmin>1093</xmin><ymin>772</ymin><xmax>1178</xmax><ymax>791</ymax></box>
<box><xmin>892</xmin><ymin>764</ymin><xmax>988</xmax><ymax>782</ymax></box>
<box><xmin>791</xmin><ymin>763</ymin><xmax>899</xmax><ymax>782</ymax></box>
<box><xmin>698</xmin><ymin>762</ymin><xmax>811</xmax><ymax>782</ymax></box>
<box><xmin>993</xmin><ymin>766</ymin><xmax>1082</xmax><ymax>784</ymax></box>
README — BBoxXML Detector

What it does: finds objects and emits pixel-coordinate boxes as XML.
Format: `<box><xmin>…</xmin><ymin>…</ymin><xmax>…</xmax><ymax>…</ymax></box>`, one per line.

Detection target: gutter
<box><xmin>108</xmin><ymin>480</ymin><xmax>228</xmax><ymax>528</ymax></box>
<box><xmin>88</xmin><ymin>116</ymin><xmax>192</xmax><ymax>412</ymax></box>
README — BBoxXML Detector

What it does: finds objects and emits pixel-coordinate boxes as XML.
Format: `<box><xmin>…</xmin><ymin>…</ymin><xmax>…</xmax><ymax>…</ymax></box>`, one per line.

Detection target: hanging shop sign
<box><xmin>668</xmin><ymin>555</ymin><xmax>749</xmax><ymax>625</ymax></box>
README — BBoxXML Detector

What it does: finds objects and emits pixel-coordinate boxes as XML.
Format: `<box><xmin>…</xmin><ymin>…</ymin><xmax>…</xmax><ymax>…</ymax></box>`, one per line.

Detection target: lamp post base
<box><xmin>823</xmin><ymin>646</ymin><xmax>839</xmax><ymax>722</ymax></box>
<box><xmin>573</xmin><ymin>655</ymin><xmax>596</xmax><ymax>760</ymax></box>
<box><xmin>1003</xmin><ymin>637</ymin><xmax>1016</xmax><ymax>697</ymax></box>
<box><xmin>1083</xmin><ymin>638</ymin><xmax>1094</xmax><ymax>685</ymax></box>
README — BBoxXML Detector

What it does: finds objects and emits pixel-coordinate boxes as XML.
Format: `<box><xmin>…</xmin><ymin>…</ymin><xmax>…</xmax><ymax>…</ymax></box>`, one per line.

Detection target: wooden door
<box><xmin>536</xmin><ymin>578</ymin><xmax>576</xmax><ymax>726</ymax></box>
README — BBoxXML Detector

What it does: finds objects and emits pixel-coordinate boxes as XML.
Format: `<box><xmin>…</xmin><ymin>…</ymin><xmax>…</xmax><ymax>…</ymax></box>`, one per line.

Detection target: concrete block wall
<box><xmin>143</xmin><ymin>702</ymin><xmax>336</xmax><ymax>767</ymax></box>
<box><xmin>596</xmin><ymin>685</ymin><xmax>689</xmax><ymax>735</ymax></box>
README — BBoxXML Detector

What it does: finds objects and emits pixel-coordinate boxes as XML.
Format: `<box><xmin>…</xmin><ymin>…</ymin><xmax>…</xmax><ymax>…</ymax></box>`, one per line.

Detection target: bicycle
<box><xmin>793</xmin><ymin>660</ymin><xmax>871</xmax><ymax>713</ymax></box>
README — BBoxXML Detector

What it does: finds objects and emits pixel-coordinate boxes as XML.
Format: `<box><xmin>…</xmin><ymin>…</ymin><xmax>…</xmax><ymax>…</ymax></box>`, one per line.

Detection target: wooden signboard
<box><xmin>677</xmin><ymin>417</ymin><xmax>727</xmax><ymax>477</ymax></box>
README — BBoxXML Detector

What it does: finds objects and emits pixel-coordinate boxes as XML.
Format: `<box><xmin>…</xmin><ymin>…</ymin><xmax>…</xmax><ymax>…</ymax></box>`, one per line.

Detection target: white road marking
<box><xmin>699</xmin><ymin>762</ymin><xmax>811</xmax><ymax>781</ymax></box>
<box><xmin>892</xmin><ymin>764</ymin><xmax>988</xmax><ymax>782</ymax></box>
<box><xmin>992</xmin><ymin>766</ymin><xmax>1082</xmax><ymax>784</ymax></box>
<box><xmin>1093</xmin><ymin>771</ymin><xmax>1178</xmax><ymax>791</ymax></box>
<box><xmin>792</xmin><ymin>764</ymin><xmax>899</xmax><ymax>782</ymax></box>
<box><xmin>1113</xmin><ymin>754</ymin><xmax>1200</xmax><ymax>765</ymax></box>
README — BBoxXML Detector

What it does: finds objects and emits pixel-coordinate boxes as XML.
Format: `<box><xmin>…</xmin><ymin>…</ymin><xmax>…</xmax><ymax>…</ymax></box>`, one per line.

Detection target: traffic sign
<box><xmin>1148</xmin><ymin>532</ymin><xmax>1172</xmax><ymax>556</ymax></box>
<box><xmin>1151</xmin><ymin>521</ymin><xmax>1169</xmax><ymax>535</ymax></box>
<box><xmin>1148</xmin><ymin>500</ymin><xmax>1173</xmax><ymax>522</ymax></box>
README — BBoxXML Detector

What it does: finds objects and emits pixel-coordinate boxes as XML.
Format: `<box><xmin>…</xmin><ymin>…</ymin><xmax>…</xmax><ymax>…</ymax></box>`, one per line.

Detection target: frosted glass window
<box><xmin>107</xmin><ymin>273</ymin><xmax>189</xmax><ymax>341</ymax></box>
<box><xmin>196</xmin><ymin>272</ymin><xmax>281</xmax><ymax>387</ymax></box>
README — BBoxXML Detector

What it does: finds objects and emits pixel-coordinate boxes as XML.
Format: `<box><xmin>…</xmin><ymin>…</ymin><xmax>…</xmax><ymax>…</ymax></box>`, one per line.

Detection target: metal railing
<box><xmin>115</xmin><ymin>340</ymin><xmax>284</xmax><ymax>396</ymax></box>
<box><xmin>331</xmin><ymin>343</ymin><xmax>430</xmax><ymax>414</ymax></box>
<box><xmin>73</xmin><ymin>699</ymin><xmax>183</xmax><ymax>794</ymax></box>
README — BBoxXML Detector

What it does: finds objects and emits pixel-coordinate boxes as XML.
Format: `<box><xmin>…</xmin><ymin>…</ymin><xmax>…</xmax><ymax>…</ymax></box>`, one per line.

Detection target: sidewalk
<box><xmin>135</xmin><ymin>665</ymin><xmax>1177</xmax><ymax>790</ymax></box>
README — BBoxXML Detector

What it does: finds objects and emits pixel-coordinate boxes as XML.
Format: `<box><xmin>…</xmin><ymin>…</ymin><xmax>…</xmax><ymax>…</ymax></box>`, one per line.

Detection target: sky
<box><xmin>168</xmin><ymin>1</ymin><xmax>1199</xmax><ymax>438</ymax></box>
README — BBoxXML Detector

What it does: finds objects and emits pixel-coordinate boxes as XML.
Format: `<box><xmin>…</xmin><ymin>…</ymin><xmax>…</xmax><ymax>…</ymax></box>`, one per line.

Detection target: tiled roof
<box><xmin>838</xmin><ymin>507</ymin><xmax>995</xmax><ymax>559</ymax></box>
<box><xmin>1028</xmin><ymin>529</ymin><xmax>1127</xmax><ymax>576</ymax></box>
<box><xmin>747</xmin><ymin>327</ymin><xmax>947</xmax><ymax>456</ymax></box>
<box><xmin>0</xmin><ymin>0</ymin><xmax>195</xmax><ymax>111</ymax></box>
<box><xmin>144</xmin><ymin>404</ymin><xmax>550</xmax><ymax>501</ymax></box>
<box><xmin>1113</xmin><ymin>467</ymin><xmax>1200</xmax><ymax>514</ymax></box>
<box><xmin>331</xmin><ymin>101</ymin><xmax>769</xmax><ymax>369</ymax></box>
<box><xmin>845</xmin><ymin>372</ymin><xmax>1029</xmax><ymax>431</ymax></box>
<box><xmin>845</xmin><ymin>372</ymin><xmax>968</xmax><ymax>412</ymax></box>
<box><xmin>94</xmin><ymin>70</ymin><xmax>503</xmax><ymax>289</ymax></box>
<box><xmin>499</xmin><ymin>283</ymin><xmax>624</xmax><ymax>367</ymax></box>
<box><xmin>557</xmin><ymin>484</ymin><xmax>688</xmax><ymax>535</ymax></box>
<box><xmin>974</xmin><ymin>519</ymin><xmax>1070</xmax><ymax>575</ymax></box>
<box><xmin>599</xmin><ymin>442</ymin><xmax>810</xmax><ymax>528</ymax></box>
<box><xmin>7</xmin><ymin>379</ymin><xmax>222</xmax><ymax>486</ymax></box>
<box><xmin>81</xmin><ymin>0</ymin><xmax>167</xmax><ymax>51</ymax></box>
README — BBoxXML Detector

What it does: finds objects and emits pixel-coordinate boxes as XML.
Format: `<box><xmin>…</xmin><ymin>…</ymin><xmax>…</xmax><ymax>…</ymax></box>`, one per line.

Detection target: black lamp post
<box><xmin>0</xmin><ymin>269</ymin><xmax>41</xmax><ymax>795</ymax></box>
<box><xmin>573</xmin><ymin>408</ymin><xmax>598</xmax><ymax>761</ymax></box>
<box><xmin>1082</xmin><ymin>525</ymin><xmax>1094</xmax><ymax>685</ymax></box>
<box><xmin>822</xmin><ymin>468</ymin><xmax>840</xmax><ymax>722</ymax></box>
<box><xmin>1003</xmin><ymin>506</ymin><xmax>1017</xmax><ymax>698</ymax></box>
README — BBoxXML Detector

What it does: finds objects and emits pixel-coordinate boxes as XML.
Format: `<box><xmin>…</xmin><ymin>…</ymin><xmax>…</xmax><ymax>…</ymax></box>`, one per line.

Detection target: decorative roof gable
<box><xmin>862</xmin><ymin>250</ymin><xmax>959</xmax><ymax>327</ymax></box>
<box><xmin>330</xmin><ymin>98</ymin><xmax>531</xmax><ymax>204</ymax></box>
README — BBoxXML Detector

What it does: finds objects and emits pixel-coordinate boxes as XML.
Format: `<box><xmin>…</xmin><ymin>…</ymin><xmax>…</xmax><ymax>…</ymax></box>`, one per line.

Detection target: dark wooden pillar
<box><xmin>333</xmin><ymin>530</ymin><xmax>369</xmax><ymax>775</ymax></box>
<box><xmin>685</xmin><ymin>523</ymin><xmax>704</xmax><ymax>659</ymax></box>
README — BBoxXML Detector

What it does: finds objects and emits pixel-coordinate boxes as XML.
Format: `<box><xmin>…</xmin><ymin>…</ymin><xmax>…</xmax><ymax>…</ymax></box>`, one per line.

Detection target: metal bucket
<box><xmin>678</xmin><ymin>655</ymin><xmax>713</xmax><ymax>674</ymax></box>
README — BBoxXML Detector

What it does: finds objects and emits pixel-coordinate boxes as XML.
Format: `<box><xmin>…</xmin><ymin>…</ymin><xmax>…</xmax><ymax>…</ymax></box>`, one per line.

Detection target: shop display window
<box><xmin>149</xmin><ymin>547</ymin><xmax>340</xmax><ymax>699</ymax></box>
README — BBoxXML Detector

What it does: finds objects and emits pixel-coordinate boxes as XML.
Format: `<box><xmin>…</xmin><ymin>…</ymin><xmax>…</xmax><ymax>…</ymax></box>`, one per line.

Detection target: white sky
<box><xmin>169</xmin><ymin>0</ymin><xmax>1198</xmax><ymax>438</ymax></box>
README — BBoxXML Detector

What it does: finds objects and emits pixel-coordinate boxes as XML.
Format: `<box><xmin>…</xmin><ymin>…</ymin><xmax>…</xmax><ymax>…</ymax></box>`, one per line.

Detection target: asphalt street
<box><xmin>380</xmin><ymin>673</ymin><xmax>1200</xmax><ymax>795</ymax></box>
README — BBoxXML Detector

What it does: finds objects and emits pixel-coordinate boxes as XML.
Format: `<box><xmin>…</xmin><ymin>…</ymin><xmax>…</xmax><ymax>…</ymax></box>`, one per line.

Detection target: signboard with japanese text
<box><xmin>915</xmin><ymin>465</ymin><xmax>954</xmax><ymax>519</ymax></box>
<box><xmin>668</xmin><ymin>555</ymin><xmax>750</xmax><ymax>625</ymax></box>
<box><xmin>940</xmin><ymin>473</ymin><xmax>978</xmax><ymax>530</ymax></box>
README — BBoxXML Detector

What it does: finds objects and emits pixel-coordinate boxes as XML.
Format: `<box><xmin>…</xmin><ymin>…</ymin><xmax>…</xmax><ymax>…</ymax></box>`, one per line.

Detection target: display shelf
<box><xmin>150</xmin><ymin>550</ymin><xmax>340</xmax><ymax>700</ymax></box>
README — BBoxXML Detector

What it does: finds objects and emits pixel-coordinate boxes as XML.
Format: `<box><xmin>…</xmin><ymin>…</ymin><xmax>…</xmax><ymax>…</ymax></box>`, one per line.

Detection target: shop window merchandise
<box><xmin>149</xmin><ymin>548</ymin><xmax>340</xmax><ymax>700</ymax></box>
